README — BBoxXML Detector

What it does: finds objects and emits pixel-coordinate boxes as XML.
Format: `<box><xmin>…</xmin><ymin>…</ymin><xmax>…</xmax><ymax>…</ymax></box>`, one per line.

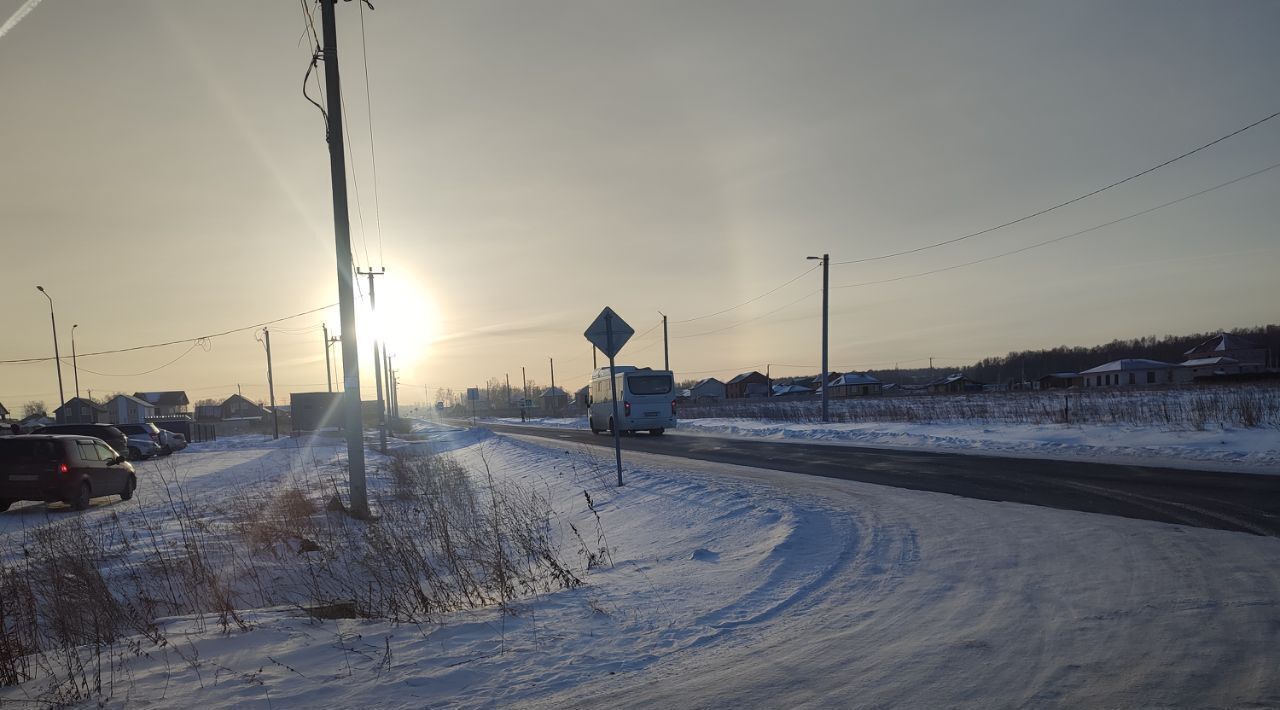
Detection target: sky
<box><xmin>2</xmin><ymin>0</ymin><xmax>1279</xmax><ymax>412</ymax></box>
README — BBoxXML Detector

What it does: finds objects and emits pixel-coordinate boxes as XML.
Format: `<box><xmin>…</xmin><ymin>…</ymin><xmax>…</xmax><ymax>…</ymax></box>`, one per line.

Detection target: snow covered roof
<box><xmin>1180</xmin><ymin>356</ymin><xmax>1240</xmax><ymax>367</ymax></box>
<box><xmin>540</xmin><ymin>386</ymin><xmax>568</xmax><ymax>398</ymax></box>
<box><xmin>831</xmin><ymin>372</ymin><xmax>880</xmax><ymax>386</ymax></box>
<box><xmin>1041</xmin><ymin>372</ymin><xmax>1080</xmax><ymax>380</ymax></box>
<box><xmin>692</xmin><ymin>377</ymin><xmax>724</xmax><ymax>388</ymax></box>
<box><xmin>54</xmin><ymin>397</ymin><xmax>106</xmax><ymax>414</ymax></box>
<box><xmin>772</xmin><ymin>384</ymin><xmax>813</xmax><ymax>395</ymax></box>
<box><xmin>107</xmin><ymin>394</ymin><xmax>156</xmax><ymax>409</ymax></box>
<box><xmin>727</xmin><ymin>371</ymin><xmax>765</xmax><ymax>384</ymax></box>
<box><xmin>133</xmin><ymin>391</ymin><xmax>190</xmax><ymax>407</ymax></box>
<box><xmin>1184</xmin><ymin>333</ymin><xmax>1260</xmax><ymax>356</ymax></box>
<box><xmin>929</xmin><ymin>373</ymin><xmax>975</xmax><ymax>386</ymax></box>
<box><xmin>1079</xmin><ymin>359</ymin><xmax>1178</xmax><ymax>375</ymax></box>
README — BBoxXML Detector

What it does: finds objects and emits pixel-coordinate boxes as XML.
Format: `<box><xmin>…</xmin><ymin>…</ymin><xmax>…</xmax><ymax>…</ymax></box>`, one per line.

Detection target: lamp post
<box><xmin>71</xmin><ymin>324</ymin><xmax>81</xmax><ymax>399</ymax></box>
<box><xmin>805</xmin><ymin>254</ymin><xmax>829</xmax><ymax>423</ymax></box>
<box><xmin>36</xmin><ymin>286</ymin><xmax>66</xmax><ymax>412</ymax></box>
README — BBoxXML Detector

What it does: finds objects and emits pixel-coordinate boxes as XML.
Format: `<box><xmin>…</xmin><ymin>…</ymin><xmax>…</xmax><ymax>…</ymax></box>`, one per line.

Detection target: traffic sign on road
<box><xmin>466</xmin><ymin>387</ymin><xmax>480</xmax><ymax>401</ymax></box>
<box><xmin>584</xmin><ymin>306</ymin><xmax>633</xmax><ymax>358</ymax></box>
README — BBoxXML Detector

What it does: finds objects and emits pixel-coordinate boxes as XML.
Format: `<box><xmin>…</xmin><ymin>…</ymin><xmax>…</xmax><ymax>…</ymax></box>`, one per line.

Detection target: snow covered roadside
<box><xmin>3</xmin><ymin>425</ymin><xmax>1279</xmax><ymax>707</ymax></box>
<box><xmin>489</xmin><ymin>416</ymin><xmax>1280</xmax><ymax>473</ymax></box>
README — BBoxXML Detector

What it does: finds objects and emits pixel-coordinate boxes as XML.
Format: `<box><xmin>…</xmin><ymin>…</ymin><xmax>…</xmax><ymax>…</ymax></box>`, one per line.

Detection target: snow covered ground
<box><xmin>490</xmin><ymin>416</ymin><xmax>1280</xmax><ymax>473</ymax></box>
<box><xmin>3</xmin><ymin>423</ymin><xmax>1279</xmax><ymax>707</ymax></box>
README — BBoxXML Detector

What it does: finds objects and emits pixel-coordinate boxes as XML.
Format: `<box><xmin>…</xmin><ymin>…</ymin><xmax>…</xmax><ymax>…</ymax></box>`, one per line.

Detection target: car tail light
<box><xmin>59</xmin><ymin>463</ymin><xmax>68</xmax><ymax>475</ymax></box>
<box><xmin>624</xmin><ymin>401</ymin><xmax>631</xmax><ymax>417</ymax></box>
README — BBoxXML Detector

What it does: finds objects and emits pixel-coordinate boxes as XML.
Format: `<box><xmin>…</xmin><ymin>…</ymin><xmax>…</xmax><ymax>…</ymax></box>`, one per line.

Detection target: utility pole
<box><xmin>71</xmin><ymin>324</ymin><xmax>81</xmax><ymax>399</ymax></box>
<box><xmin>323</xmin><ymin>323</ymin><xmax>333</xmax><ymax>392</ymax></box>
<box><xmin>35</xmin><ymin>286</ymin><xmax>65</xmax><ymax>412</ymax></box>
<box><xmin>522</xmin><ymin>367</ymin><xmax>527</xmax><ymax>399</ymax></box>
<box><xmin>384</xmin><ymin>351</ymin><xmax>393</xmax><ymax>419</ymax></box>
<box><xmin>320</xmin><ymin>0</ymin><xmax>369</xmax><ymax>518</ymax></box>
<box><xmin>263</xmin><ymin>328</ymin><xmax>278</xmax><ymax>440</ymax></box>
<box><xmin>357</xmin><ymin>267</ymin><xmax>388</xmax><ymax>454</ymax></box>
<box><xmin>660</xmin><ymin>313</ymin><xmax>669</xmax><ymax>371</ymax></box>
<box><xmin>505</xmin><ymin>373</ymin><xmax>511</xmax><ymax>405</ymax></box>
<box><xmin>806</xmin><ymin>253</ymin><xmax>829</xmax><ymax>422</ymax></box>
<box><xmin>550</xmin><ymin>357</ymin><xmax>556</xmax><ymax>394</ymax></box>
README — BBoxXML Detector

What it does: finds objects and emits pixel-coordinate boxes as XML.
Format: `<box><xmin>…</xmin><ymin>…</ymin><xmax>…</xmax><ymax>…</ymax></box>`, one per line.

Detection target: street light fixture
<box><xmin>806</xmin><ymin>254</ymin><xmax>830</xmax><ymax>423</ymax></box>
<box><xmin>72</xmin><ymin>324</ymin><xmax>81</xmax><ymax>399</ymax></box>
<box><xmin>35</xmin><ymin>286</ymin><xmax>66</xmax><ymax>413</ymax></box>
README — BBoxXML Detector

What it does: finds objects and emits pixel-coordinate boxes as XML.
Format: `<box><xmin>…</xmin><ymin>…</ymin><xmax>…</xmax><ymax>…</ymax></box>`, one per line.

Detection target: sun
<box><xmin>356</xmin><ymin>273</ymin><xmax>440</xmax><ymax>369</ymax></box>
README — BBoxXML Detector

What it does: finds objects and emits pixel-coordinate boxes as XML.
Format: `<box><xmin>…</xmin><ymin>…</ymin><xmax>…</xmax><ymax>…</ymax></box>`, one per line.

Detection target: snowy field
<box><xmin>492</xmin><ymin>415</ymin><xmax>1280</xmax><ymax>474</ymax></box>
<box><xmin>2</xmin><ymin>424</ymin><xmax>1279</xmax><ymax>707</ymax></box>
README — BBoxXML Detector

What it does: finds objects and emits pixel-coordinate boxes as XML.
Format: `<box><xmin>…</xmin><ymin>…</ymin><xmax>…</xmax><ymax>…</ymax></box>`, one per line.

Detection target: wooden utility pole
<box><xmin>320</xmin><ymin>0</ymin><xmax>369</xmax><ymax>518</ymax></box>
<box><xmin>807</xmin><ymin>254</ymin><xmax>829</xmax><ymax>422</ymax></box>
<box><xmin>357</xmin><ymin>267</ymin><xmax>388</xmax><ymax>454</ymax></box>
<box><xmin>550</xmin><ymin>357</ymin><xmax>556</xmax><ymax>394</ymax></box>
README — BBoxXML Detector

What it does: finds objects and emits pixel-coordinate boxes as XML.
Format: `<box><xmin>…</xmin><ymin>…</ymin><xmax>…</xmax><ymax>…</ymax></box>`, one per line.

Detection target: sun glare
<box><xmin>357</xmin><ymin>274</ymin><xmax>441</xmax><ymax>368</ymax></box>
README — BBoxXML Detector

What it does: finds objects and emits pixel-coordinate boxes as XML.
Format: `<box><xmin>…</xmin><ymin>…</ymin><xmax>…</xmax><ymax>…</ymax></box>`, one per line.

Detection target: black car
<box><xmin>0</xmin><ymin>435</ymin><xmax>137</xmax><ymax>511</ymax></box>
<box><xmin>31</xmin><ymin>423</ymin><xmax>129</xmax><ymax>458</ymax></box>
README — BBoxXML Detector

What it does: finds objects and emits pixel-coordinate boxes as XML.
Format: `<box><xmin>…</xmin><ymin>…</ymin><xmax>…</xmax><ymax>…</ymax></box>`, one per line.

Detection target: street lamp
<box><xmin>806</xmin><ymin>254</ymin><xmax>829</xmax><ymax>423</ymax></box>
<box><xmin>35</xmin><ymin>286</ymin><xmax>66</xmax><ymax>413</ymax></box>
<box><xmin>71</xmin><ymin>324</ymin><xmax>81</xmax><ymax>399</ymax></box>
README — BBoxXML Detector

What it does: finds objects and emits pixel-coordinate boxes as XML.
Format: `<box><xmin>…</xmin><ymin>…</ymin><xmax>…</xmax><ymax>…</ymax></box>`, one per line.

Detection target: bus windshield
<box><xmin>628</xmin><ymin>375</ymin><xmax>672</xmax><ymax>395</ymax></box>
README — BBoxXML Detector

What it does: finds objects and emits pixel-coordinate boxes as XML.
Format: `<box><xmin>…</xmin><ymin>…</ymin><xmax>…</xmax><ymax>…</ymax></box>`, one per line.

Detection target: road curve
<box><xmin>473</xmin><ymin>421</ymin><xmax>1280</xmax><ymax>536</ymax></box>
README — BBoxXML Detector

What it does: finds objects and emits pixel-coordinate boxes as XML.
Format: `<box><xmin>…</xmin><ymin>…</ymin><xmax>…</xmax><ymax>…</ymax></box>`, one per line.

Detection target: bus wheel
<box><xmin>589</xmin><ymin>417</ymin><xmax>600</xmax><ymax>434</ymax></box>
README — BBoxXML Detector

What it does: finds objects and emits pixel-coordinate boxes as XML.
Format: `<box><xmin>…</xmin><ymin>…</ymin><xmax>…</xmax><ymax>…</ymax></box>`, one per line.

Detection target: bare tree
<box><xmin>22</xmin><ymin>401</ymin><xmax>46</xmax><ymax>418</ymax></box>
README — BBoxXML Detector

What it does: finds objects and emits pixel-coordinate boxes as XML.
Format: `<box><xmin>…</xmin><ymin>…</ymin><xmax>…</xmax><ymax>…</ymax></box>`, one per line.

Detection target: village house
<box><xmin>1037</xmin><ymin>372</ymin><xmax>1082</xmax><ymax>389</ymax></box>
<box><xmin>133</xmin><ymin>391</ymin><xmax>191</xmax><ymax>417</ymax></box>
<box><xmin>828</xmin><ymin>372</ymin><xmax>882</xmax><ymax>398</ymax></box>
<box><xmin>689</xmin><ymin>377</ymin><xmax>727</xmax><ymax>402</ymax></box>
<box><xmin>725</xmin><ymin>371</ymin><xmax>770</xmax><ymax>399</ymax></box>
<box><xmin>220</xmin><ymin>394</ymin><xmax>268</xmax><ymax>420</ymax></box>
<box><xmin>540</xmin><ymin>386</ymin><xmax>569</xmax><ymax>411</ymax></box>
<box><xmin>1182</xmin><ymin>333</ymin><xmax>1267</xmax><ymax>366</ymax></box>
<box><xmin>54</xmin><ymin>397</ymin><xmax>107</xmax><ymax>424</ymax></box>
<box><xmin>105</xmin><ymin>394</ymin><xmax>157</xmax><ymax>424</ymax></box>
<box><xmin>771</xmin><ymin>383</ymin><xmax>814</xmax><ymax>397</ymax></box>
<box><xmin>928</xmin><ymin>373</ymin><xmax>984</xmax><ymax>394</ymax></box>
<box><xmin>1079</xmin><ymin>359</ymin><xmax>1190</xmax><ymax>387</ymax></box>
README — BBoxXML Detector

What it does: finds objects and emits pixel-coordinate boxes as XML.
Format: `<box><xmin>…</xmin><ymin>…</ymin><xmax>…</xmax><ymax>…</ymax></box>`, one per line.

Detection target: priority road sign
<box><xmin>584</xmin><ymin>307</ymin><xmax>634</xmax><ymax>358</ymax></box>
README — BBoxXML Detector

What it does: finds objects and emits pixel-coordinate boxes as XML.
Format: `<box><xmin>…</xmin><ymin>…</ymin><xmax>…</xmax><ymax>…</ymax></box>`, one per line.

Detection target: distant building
<box><xmin>54</xmin><ymin>397</ymin><xmax>107</xmax><ymax>424</ymax></box>
<box><xmin>927</xmin><ymin>373</ymin><xmax>984</xmax><ymax>394</ymax></box>
<box><xmin>19</xmin><ymin>413</ymin><xmax>54</xmax><ymax>431</ymax></box>
<box><xmin>195</xmin><ymin>404</ymin><xmax>222</xmax><ymax>421</ymax></box>
<box><xmin>133</xmin><ymin>391</ymin><xmax>190</xmax><ymax>417</ymax></box>
<box><xmin>829</xmin><ymin>372</ymin><xmax>882</xmax><ymax>398</ymax></box>
<box><xmin>0</xmin><ymin>401</ymin><xmax>9</xmax><ymax>420</ymax></box>
<box><xmin>772</xmin><ymin>383</ymin><xmax>815</xmax><ymax>397</ymax></box>
<box><xmin>689</xmin><ymin>377</ymin><xmax>727</xmax><ymax>402</ymax></box>
<box><xmin>1183</xmin><ymin>333</ymin><xmax>1266</xmax><ymax>366</ymax></box>
<box><xmin>220</xmin><ymin>394</ymin><xmax>268</xmax><ymax>420</ymax></box>
<box><xmin>540</xmin><ymin>386</ymin><xmax>569</xmax><ymax>411</ymax></box>
<box><xmin>105</xmin><ymin>394</ymin><xmax>157</xmax><ymax>424</ymax></box>
<box><xmin>1179</xmin><ymin>356</ymin><xmax>1262</xmax><ymax>379</ymax></box>
<box><xmin>1037</xmin><ymin>372</ymin><xmax>1082</xmax><ymax>390</ymax></box>
<box><xmin>1079</xmin><ymin>359</ymin><xmax>1189</xmax><ymax>387</ymax></box>
<box><xmin>725</xmin><ymin>372</ymin><xmax>770</xmax><ymax>399</ymax></box>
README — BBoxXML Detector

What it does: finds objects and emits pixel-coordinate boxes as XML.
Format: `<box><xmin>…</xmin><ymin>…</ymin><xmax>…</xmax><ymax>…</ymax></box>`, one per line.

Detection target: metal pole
<box><xmin>550</xmin><ymin>357</ymin><xmax>556</xmax><ymax>395</ymax></box>
<box><xmin>265</xmin><ymin>328</ymin><xmax>278</xmax><ymax>440</ymax></box>
<box><xmin>522</xmin><ymin>367</ymin><xmax>527</xmax><ymax>399</ymax></box>
<box><xmin>358</xmin><ymin>268</ymin><xmax>388</xmax><ymax>454</ymax></box>
<box><xmin>71</xmin><ymin>324</ymin><xmax>81</xmax><ymax>399</ymax></box>
<box><xmin>606</xmin><ymin>313</ymin><xmax>624</xmax><ymax>486</ymax></box>
<box><xmin>36</xmin><ymin>286</ymin><xmax>65</xmax><ymax>412</ymax></box>
<box><xmin>662</xmin><ymin>313</ymin><xmax>669</xmax><ymax>371</ymax></box>
<box><xmin>320</xmin><ymin>0</ymin><xmax>369</xmax><ymax>518</ymax></box>
<box><xmin>505</xmin><ymin>373</ymin><xmax>511</xmax><ymax>406</ymax></box>
<box><xmin>821</xmin><ymin>253</ymin><xmax>829</xmax><ymax>423</ymax></box>
<box><xmin>323</xmin><ymin>323</ymin><xmax>333</xmax><ymax>392</ymax></box>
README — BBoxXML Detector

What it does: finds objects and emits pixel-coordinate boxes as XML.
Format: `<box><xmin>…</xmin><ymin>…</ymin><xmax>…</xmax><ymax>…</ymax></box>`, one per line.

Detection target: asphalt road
<box><xmin>475</xmin><ymin>421</ymin><xmax>1280</xmax><ymax>536</ymax></box>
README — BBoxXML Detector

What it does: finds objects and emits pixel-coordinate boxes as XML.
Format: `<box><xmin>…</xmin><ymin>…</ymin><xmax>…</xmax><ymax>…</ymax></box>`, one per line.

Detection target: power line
<box><xmin>674</xmin><ymin>290</ymin><xmax>820</xmax><ymax>339</ymax></box>
<box><xmin>68</xmin><ymin>341</ymin><xmax>205</xmax><ymax>377</ymax></box>
<box><xmin>1</xmin><ymin>303</ymin><xmax>339</xmax><ymax>364</ymax></box>
<box><xmin>357</xmin><ymin>0</ymin><xmax>384</xmax><ymax>267</ymax></box>
<box><xmin>832</xmin><ymin>108</ymin><xmax>1280</xmax><ymax>266</ymax></box>
<box><xmin>833</xmin><ymin>159</ymin><xmax>1280</xmax><ymax>290</ymax></box>
<box><xmin>673</xmin><ymin>264</ymin><xmax>820</xmax><ymax>324</ymax></box>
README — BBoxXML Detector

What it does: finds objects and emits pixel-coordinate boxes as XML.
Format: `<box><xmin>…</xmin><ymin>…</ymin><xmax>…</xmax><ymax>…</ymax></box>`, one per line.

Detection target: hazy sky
<box><xmin>3</xmin><ymin>0</ymin><xmax>1279</xmax><ymax>410</ymax></box>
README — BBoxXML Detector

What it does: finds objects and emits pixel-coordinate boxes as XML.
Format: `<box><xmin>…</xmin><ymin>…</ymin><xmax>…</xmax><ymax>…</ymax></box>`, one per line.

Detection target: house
<box><xmin>807</xmin><ymin>372</ymin><xmax>842</xmax><ymax>393</ymax></box>
<box><xmin>574</xmin><ymin>385</ymin><xmax>590</xmax><ymax>407</ymax></box>
<box><xmin>220</xmin><ymin>394</ymin><xmax>268</xmax><ymax>420</ymax></box>
<box><xmin>195</xmin><ymin>404</ymin><xmax>223</xmax><ymax>421</ymax></box>
<box><xmin>772</xmin><ymin>383</ymin><xmax>814</xmax><ymax>397</ymax></box>
<box><xmin>0</xmin><ymin>402</ymin><xmax>9</xmax><ymax>420</ymax></box>
<box><xmin>725</xmin><ymin>371</ymin><xmax>770</xmax><ymax>399</ymax></box>
<box><xmin>689</xmin><ymin>377</ymin><xmax>727</xmax><ymax>402</ymax></box>
<box><xmin>133</xmin><ymin>391</ymin><xmax>190</xmax><ymax>417</ymax></box>
<box><xmin>54</xmin><ymin>397</ymin><xmax>107</xmax><ymax>424</ymax></box>
<box><xmin>928</xmin><ymin>373</ymin><xmax>984</xmax><ymax>394</ymax></box>
<box><xmin>1179</xmin><ymin>356</ymin><xmax>1262</xmax><ymax>379</ymax></box>
<box><xmin>829</xmin><ymin>372</ymin><xmax>882</xmax><ymax>398</ymax></box>
<box><xmin>1079</xmin><ymin>359</ymin><xmax>1189</xmax><ymax>387</ymax></box>
<box><xmin>1038</xmin><ymin>372</ymin><xmax>1081</xmax><ymax>389</ymax></box>
<box><xmin>19</xmin><ymin>413</ymin><xmax>53</xmax><ymax>431</ymax></box>
<box><xmin>540</xmin><ymin>386</ymin><xmax>569</xmax><ymax>411</ymax></box>
<box><xmin>1183</xmin><ymin>333</ymin><xmax>1266</xmax><ymax>366</ymax></box>
<box><xmin>105</xmin><ymin>394</ymin><xmax>157</xmax><ymax>424</ymax></box>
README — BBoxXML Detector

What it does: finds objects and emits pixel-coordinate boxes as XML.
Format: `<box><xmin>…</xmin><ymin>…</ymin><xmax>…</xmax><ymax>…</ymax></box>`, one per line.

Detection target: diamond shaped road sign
<box><xmin>584</xmin><ymin>307</ymin><xmax>634</xmax><ymax>359</ymax></box>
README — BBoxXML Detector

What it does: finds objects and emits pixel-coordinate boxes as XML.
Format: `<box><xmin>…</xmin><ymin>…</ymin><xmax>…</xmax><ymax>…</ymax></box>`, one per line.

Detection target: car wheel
<box><xmin>650</xmin><ymin>428</ymin><xmax>665</xmax><ymax>436</ymax></box>
<box><xmin>71</xmin><ymin>482</ymin><xmax>92</xmax><ymax>511</ymax></box>
<box><xmin>161</xmin><ymin>446</ymin><xmax>173</xmax><ymax>456</ymax></box>
<box><xmin>120</xmin><ymin>475</ymin><xmax>137</xmax><ymax>501</ymax></box>
<box><xmin>128</xmin><ymin>446</ymin><xmax>142</xmax><ymax>461</ymax></box>
<box><xmin>0</xmin><ymin>499</ymin><xmax>12</xmax><ymax>512</ymax></box>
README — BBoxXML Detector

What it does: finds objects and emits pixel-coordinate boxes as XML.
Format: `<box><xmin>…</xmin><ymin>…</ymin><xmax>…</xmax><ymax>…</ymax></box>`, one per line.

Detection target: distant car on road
<box><xmin>0</xmin><ymin>435</ymin><xmax>136</xmax><ymax>511</ymax></box>
<box><xmin>435</xmin><ymin>401</ymin><xmax>445</xmax><ymax>411</ymax></box>
<box><xmin>32</xmin><ymin>423</ymin><xmax>129</xmax><ymax>459</ymax></box>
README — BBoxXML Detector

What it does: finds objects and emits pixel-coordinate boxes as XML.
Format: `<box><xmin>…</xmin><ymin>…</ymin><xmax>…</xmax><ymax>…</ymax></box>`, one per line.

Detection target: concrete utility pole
<box><xmin>522</xmin><ymin>367</ymin><xmax>527</xmax><ymax>399</ymax></box>
<box><xmin>550</xmin><ymin>357</ymin><xmax>556</xmax><ymax>394</ymax></box>
<box><xmin>320</xmin><ymin>0</ymin><xmax>369</xmax><ymax>518</ymax></box>
<box><xmin>384</xmin><ymin>351</ymin><xmax>393</xmax><ymax>418</ymax></box>
<box><xmin>661</xmin><ymin>312</ymin><xmax>669</xmax><ymax>371</ymax></box>
<box><xmin>807</xmin><ymin>253</ymin><xmax>830</xmax><ymax>422</ymax></box>
<box><xmin>263</xmin><ymin>328</ymin><xmax>278</xmax><ymax>440</ymax></box>
<box><xmin>323</xmin><ymin>323</ymin><xmax>333</xmax><ymax>392</ymax></box>
<box><xmin>505</xmin><ymin>373</ymin><xmax>511</xmax><ymax>405</ymax></box>
<box><xmin>71</xmin><ymin>324</ymin><xmax>81</xmax><ymax>399</ymax></box>
<box><xmin>357</xmin><ymin>267</ymin><xmax>388</xmax><ymax>454</ymax></box>
<box><xmin>35</xmin><ymin>286</ymin><xmax>65</xmax><ymax>412</ymax></box>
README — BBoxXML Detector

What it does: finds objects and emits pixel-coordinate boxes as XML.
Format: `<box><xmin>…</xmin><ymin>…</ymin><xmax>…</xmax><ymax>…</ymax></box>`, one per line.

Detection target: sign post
<box><xmin>584</xmin><ymin>307</ymin><xmax>634</xmax><ymax>486</ymax></box>
<box><xmin>466</xmin><ymin>387</ymin><xmax>480</xmax><ymax>426</ymax></box>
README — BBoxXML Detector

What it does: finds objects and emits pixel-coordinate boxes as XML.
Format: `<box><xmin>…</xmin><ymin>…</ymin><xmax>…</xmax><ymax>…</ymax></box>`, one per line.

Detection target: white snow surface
<box><xmin>2</xmin><ymin>423</ymin><xmax>1278</xmax><ymax>708</ymax></box>
<box><xmin>492</xmin><ymin>416</ymin><xmax>1280</xmax><ymax>473</ymax></box>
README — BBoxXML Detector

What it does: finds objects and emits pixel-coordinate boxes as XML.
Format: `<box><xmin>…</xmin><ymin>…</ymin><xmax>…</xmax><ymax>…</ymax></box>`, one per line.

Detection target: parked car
<box><xmin>31</xmin><ymin>423</ymin><xmax>129</xmax><ymax>459</ymax></box>
<box><xmin>155</xmin><ymin>427</ymin><xmax>187</xmax><ymax>453</ymax></box>
<box><xmin>115</xmin><ymin>423</ymin><xmax>171</xmax><ymax>458</ymax></box>
<box><xmin>0</xmin><ymin>435</ymin><xmax>136</xmax><ymax>511</ymax></box>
